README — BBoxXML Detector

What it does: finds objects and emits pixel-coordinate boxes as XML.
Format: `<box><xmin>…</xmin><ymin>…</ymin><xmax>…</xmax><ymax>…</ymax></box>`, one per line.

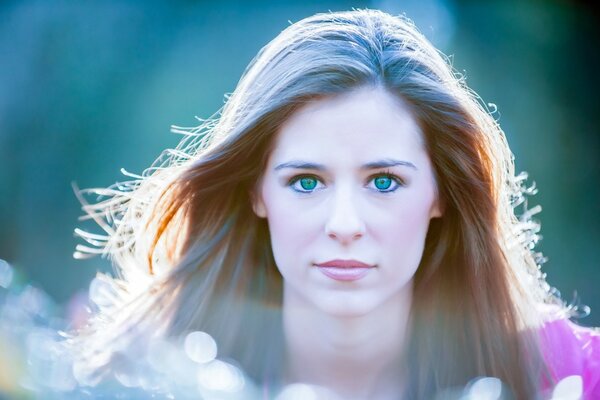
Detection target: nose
<box><xmin>324</xmin><ymin>188</ymin><xmax>366</xmax><ymax>244</ymax></box>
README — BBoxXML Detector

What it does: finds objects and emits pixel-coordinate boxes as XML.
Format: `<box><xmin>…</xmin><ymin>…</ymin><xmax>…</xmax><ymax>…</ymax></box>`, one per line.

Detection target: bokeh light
<box><xmin>184</xmin><ymin>330</ymin><xmax>218</xmax><ymax>364</ymax></box>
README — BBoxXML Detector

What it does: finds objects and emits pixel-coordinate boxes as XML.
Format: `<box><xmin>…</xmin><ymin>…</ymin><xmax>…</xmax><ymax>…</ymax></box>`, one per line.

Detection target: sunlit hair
<box><xmin>72</xmin><ymin>9</ymin><xmax>565</xmax><ymax>397</ymax></box>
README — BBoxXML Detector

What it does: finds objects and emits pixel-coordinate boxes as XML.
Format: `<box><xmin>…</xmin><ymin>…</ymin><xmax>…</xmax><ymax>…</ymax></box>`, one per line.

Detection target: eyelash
<box><xmin>287</xmin><ymin>170</ymin><xmax>406</xmax><ymax>194</ymax></box>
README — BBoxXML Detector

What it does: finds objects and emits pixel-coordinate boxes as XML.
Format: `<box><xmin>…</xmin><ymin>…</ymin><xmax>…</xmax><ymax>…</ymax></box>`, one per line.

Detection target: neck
<box><xmin>281</xmin><ymin>284</ymin><xmax>412</xmax><ymax>399</ymax></box>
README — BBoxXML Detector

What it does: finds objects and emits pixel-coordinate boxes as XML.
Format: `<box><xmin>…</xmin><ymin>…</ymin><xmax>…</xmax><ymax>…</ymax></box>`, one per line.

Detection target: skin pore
<box><xmin>252</xmin><ymin>86</ymin><xmax>442</xmax><ymax>399</ymax></box>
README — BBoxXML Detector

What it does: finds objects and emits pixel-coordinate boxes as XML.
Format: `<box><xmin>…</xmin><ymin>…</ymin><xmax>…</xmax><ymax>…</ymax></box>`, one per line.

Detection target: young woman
<box><xmin>72</xmin><ymin>9</ymin><xmax>599</xmax><ymax>399</ymax></box>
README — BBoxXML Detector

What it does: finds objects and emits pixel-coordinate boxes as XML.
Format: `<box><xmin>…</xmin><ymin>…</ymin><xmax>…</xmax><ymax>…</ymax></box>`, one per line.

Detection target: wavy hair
<box><xmin>72</xmin><ymin>9</ymin><xmax>563</xmax><ymax>398</ymax></box>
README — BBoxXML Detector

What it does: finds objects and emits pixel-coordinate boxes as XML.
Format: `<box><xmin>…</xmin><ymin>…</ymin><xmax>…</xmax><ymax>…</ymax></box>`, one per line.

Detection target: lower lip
<box><xmin>316</xmin><ymin>266</ymin><xmax>372</xmax><ymax>281</ymax></box>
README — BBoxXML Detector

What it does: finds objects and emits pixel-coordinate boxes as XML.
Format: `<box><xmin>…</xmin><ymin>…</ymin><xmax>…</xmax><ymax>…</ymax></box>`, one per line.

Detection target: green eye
<box><xmin>374</xmin><ymin>176</ymin><xmax>392</xmax><ymax>190</ymax></box>
<box><xmin>370</xmin><ymin>173</ymin><xmax>403</xmax><ymax>193</ymax></box>
<box><xmin>289</xmin><ymin>175</ymin><xmax>322</xmax><ymax>193</ymax></box>
<box><xmin>299</xmin><ymin>177</ymin><xmax>317</xmax><ymax>190</ymax></box>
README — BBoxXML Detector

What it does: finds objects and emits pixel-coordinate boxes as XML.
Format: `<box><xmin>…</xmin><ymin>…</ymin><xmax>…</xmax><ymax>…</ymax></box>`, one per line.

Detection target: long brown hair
<box><xmin>74</xmin><ymin>9</ymin><xmax>561</xmax><ymax>397</ymax></box>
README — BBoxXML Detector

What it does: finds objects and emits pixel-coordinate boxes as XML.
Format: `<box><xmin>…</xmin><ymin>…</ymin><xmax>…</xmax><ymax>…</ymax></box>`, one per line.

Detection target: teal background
<box><xmin>1</xmin><ymin>0</ymin><xmax>598</xmax><ymax>326</ymax></box>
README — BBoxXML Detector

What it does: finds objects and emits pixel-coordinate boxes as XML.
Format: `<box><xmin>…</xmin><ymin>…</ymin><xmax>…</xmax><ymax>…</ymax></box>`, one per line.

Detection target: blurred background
<box><xmin>0</xmin><ymin>0</ymin><xmax>598</xmax><ymax>326</ymax></box>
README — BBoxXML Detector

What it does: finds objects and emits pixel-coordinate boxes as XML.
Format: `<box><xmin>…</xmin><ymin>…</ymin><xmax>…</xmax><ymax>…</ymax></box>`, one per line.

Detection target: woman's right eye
<box><xmin>288</xmin><ymin>175</ymin><xmax>324</xmax><ymax>193</ymax></box>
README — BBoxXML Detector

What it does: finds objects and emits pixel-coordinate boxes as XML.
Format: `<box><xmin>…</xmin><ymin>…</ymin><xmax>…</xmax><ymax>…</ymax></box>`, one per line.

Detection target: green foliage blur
<box><xmin>1</xmin><ymin>0</ymin><xmax>598</xmax><ymax>326</ymax></box>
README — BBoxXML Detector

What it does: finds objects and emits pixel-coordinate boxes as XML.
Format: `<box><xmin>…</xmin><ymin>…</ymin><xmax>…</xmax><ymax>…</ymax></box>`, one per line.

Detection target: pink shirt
<box><xmin>539</xmin><ymin>318</ymin><xmax>600</xmax><ymax>399</ymax></box>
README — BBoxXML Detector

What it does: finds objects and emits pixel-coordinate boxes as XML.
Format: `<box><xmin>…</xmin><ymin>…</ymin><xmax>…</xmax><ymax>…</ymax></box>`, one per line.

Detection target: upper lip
<box><xmin>315</xmin><ymin>259</ymin><xmax>375</xmax><ymax>268</ymax></box>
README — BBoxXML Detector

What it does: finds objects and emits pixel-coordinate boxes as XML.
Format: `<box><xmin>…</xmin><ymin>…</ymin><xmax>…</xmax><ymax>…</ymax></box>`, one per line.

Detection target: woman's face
<box><xmin>252</xmin><ymin>87</ymin><xmax>442</xmax><ymax>317</ymax></box>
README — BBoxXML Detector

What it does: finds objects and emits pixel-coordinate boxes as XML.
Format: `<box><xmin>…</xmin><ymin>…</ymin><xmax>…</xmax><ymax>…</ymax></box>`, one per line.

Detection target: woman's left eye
<box><xmin>368</xmin><ymin>174</ymin><xmax>404</xmax><ymax>193</ymax></box>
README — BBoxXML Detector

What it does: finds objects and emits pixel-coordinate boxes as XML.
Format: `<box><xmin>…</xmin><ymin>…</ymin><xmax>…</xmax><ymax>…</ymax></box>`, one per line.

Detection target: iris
<box><xmin>299</xmin><ymin>177</ymin><xmax>317</xmax><ymax>190</ymax></box>
<box><xmin>374</xmin><ymin>175</ymin><xmax>393</xmax><ymax>190</ymax></box>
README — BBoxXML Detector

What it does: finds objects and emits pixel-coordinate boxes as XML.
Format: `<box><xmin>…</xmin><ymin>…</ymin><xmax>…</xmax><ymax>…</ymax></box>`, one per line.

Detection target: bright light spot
<box><xmin>467</xmin><ymin>376</ymin><xmax>503</xmax><ymax>400</ymax></box>
<box><xmin>276</xmin><ymin>383</ymin><xmax>320</xmax><ymax>400</ymax></box>
<box><xmin>20</xmin><ymin>286</ymin><xmax>50</xmax><ymax>317</ymax></box>
<box><xmin>184</xmin><ymin>331</ymin><xmax>217</xmax><ymax>364</ymax></box>
<box><xmin>46</xmin><ymin>355</ymin><xmax>76</xmax><ymax>392</ymax></box>
<box><xmin>88</xmin><ymin>276</ymin><xmax>117</xmax><ymax>310</ymax></box>
<box><xmin>0</xmin><ymin>259</ymin><xmax>13</xmax><ymax>289</ymax></box>
<box><xmin>113</xmin><ymin>358</ymin><xmax>147</xmax><ymax>389</ymax></box>
<box><xmin>72</xmin><ymin>361</ymin><xmax>103</xmax><ymax>387</ymax></box>
<box><xmin>26</xmin><ymin>329</ymin><xmax>76</xmax><ymax>391</ymax></box>
<box><xmin>197</xmin><ymin>359</ymin><xmax>244</xmax><ymax>392</ymax></box>
<box><xmin>114</xmin><ymin>370</ymin><xmax>142</xmax><ymax>388</ymax></box>
<box><xmin>27</xmin><ymin>329</ymin><xmax>55</xmax><ymax>357</ymax></box>
<box><xmin>551</xmin><ymin>375</ymin><xmax>582</xmax><ymax>400</ymax></box>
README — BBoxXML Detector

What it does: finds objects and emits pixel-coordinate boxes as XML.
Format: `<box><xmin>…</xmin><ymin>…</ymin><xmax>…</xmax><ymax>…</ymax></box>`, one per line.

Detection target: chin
<box><xmin>314</xmin><ymin>293</ymin><xmax>380</xmax><ymax>318</ymax></box>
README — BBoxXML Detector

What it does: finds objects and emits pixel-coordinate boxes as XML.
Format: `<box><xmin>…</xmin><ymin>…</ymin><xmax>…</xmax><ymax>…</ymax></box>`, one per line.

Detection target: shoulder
<box><xmin>538</xmin><ymin>317</ymin><xmax>600</xmax><ymax>399</ymax></box>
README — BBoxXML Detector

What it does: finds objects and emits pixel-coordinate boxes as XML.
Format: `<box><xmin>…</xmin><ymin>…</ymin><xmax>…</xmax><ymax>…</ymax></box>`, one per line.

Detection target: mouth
<box><xmin>314</xmin><ymin>259</ymin><xmax>375</xmax><ymax>282</ymax></box>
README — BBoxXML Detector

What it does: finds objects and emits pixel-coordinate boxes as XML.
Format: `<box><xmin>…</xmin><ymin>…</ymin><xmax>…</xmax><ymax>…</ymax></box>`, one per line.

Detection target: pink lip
<box><xmin>315</xmin><ymin>259</ymin><xmax>375</xmax><ymax>282</ymax></box>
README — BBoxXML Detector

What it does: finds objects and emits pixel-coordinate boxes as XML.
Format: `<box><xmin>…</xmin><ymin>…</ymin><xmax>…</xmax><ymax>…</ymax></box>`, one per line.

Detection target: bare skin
<box><xmin>282</xmin><ymin>282</ymin><xmax>411</xmax><ymax>399</ymax></box>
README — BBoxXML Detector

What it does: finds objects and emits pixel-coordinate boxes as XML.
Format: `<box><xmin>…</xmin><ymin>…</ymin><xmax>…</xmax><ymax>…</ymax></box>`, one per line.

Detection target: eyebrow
<box><xmin>274</xmin><ymin>158</ymin><xmax>418</xmax><ymax>171</ymax></box>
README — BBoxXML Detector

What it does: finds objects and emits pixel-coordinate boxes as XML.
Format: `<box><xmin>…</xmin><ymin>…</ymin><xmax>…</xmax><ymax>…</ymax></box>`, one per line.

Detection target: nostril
<box><xmin>327</xmin><ymin>230</ymin><xmax>364</xmax><ymax>242</ymax></box>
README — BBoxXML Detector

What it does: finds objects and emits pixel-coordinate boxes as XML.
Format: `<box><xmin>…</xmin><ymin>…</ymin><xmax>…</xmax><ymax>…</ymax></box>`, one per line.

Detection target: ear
<box><xmin>250</xmin><ymin>189</ymin><xmax>267</xmax><ymax>218</ymax></box>
<box><xmin>430</xmin><ymin>195</ymin><xmax>444</xmax><ymax>219</ymax></box>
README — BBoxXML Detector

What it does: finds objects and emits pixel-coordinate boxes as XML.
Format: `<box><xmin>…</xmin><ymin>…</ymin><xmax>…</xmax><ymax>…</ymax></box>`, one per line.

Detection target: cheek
<box><xmin>261</xmin><ymin>188</ymin><xmax>318</xmax><ymax>273</ymax></box>
<box><xmin>377</xmin><ymin>192</ymin><xmax>435</xmax><ymax>265</ymax></box>
<box><xmin>268</xmin><ymin>215</ymin><xmax>310</xmax><ymax>253</ymax></box>
<box><xmin>268</xmin><ymin>217</ymin><xmax>317</xmax><ymax>281</ymax></box>
<box><xmin>387</xmin><ymin>199</ymin><xmax>431</xmax><ymax>238</ymax></box>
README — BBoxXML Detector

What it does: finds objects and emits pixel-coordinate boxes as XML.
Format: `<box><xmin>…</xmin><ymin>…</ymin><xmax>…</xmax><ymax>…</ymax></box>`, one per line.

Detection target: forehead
<box><xmin>269</xmin><ymin>87</ymin><xmax>426</xmax><ymax>164</ymax></box>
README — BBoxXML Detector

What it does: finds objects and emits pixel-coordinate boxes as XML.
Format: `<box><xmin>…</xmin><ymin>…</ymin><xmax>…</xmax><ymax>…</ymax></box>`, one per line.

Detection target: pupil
<box><xmin>375</xmin><ymin>176</ymin><xmax>391</xmax><ymax>190</ymax></box>
<box><xmin>300</xmin><ymin>178</ymin><xmax>316</xmax><ymax>190</ymax></box>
